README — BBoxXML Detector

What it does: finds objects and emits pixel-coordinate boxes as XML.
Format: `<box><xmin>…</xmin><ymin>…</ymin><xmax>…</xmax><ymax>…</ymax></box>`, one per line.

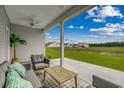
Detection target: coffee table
<box><xmin>43</xmin><ymin>66</ymin><xmax>78</xmax><ymax>88</ymax></box>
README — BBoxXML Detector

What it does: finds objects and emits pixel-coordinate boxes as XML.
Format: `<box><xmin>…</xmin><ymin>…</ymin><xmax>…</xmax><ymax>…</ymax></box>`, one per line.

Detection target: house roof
<box><xmin>47</xmin><ymin>42</ymin><xmax>56</xmax><ymax>45</ymax></box>
<box><xmin>4</xmin><ymin>5</ymin><xmax>94</xmax><ymax>30</ymax></box>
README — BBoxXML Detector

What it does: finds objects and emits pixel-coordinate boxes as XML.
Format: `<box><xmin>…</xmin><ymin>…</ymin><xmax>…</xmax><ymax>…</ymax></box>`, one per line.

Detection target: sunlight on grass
<box><xmin>46</xmin><ymin>47</ymin><xmax>124</xmax><ymax>71</ymax></box>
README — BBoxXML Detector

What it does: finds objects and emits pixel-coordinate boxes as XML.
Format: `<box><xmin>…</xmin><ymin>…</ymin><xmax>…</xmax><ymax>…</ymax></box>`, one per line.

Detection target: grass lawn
<box><xmin>46</xmin><ymin>47</ymin><xmax>124</xmax><ymax>72</ymax></box>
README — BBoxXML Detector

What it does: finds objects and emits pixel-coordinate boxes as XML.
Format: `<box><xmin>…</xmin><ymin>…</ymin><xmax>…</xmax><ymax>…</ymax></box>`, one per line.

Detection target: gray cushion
<box><xmin>0</xmin><ymin>71</ymin><xmax>5</xmax><ymax>88</ymax></box>
<box><xmin>22</xmin><ymin>63</ymin><xmax>32</xmax><ymax>70</ymax></box>
<box><xmin>35</xmin><ymin>63</ymin><xmax>48</xmax><ymax>69</ymax></box>
<box><xmin>92</xmin><ymin>75</ymin><xmax>121</xmax><ymax>88</ymax></box>
<box><xmin>32</xmin><ymin>54</ymin><xmax>44</xmax><ymax>63</ymax></box>
<box><xmin>24</xmin><ymin>70</ymin><xmax>42</xmax><ymax>88</ymax></box>
<box><xmin>0</xmin><ymin>61</ymin><xmax>10</xmax><ymax>73</ymax></box>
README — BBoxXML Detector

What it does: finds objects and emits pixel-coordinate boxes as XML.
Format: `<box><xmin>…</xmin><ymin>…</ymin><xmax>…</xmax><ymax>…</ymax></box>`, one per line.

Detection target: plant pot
<box><xmin>11</xmin><ymin>58</ymin><xmax>20</xmax><ymax>64</ymax></box>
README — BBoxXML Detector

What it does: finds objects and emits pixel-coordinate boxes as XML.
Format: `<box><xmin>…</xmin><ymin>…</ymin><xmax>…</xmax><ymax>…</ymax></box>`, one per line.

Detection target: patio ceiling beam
<box><xmin>43</xmin><ymin>5</ymin><xmax>95</xmax><ymax>31</ymax></box>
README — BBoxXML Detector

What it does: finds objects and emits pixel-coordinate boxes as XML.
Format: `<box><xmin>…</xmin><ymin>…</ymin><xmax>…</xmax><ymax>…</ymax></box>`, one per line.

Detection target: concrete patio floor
<box><xmin>50</xmin><ymin>58</ymin><xmax>124</xmax><ymax>87</ymax></box>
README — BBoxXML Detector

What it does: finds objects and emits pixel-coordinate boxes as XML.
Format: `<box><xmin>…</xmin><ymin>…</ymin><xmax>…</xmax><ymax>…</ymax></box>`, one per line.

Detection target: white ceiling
<box><xmin>4</xmin><ymin>5</ymin><xmax>72</xmax><ymax>29</ymax></box>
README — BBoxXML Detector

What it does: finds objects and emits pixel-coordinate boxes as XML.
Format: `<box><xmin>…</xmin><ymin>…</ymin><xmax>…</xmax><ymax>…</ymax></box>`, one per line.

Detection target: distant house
<box><xmin>46</xmin><ymin>42</ymin><xmax>60</xmax><ymax>47</ymax></box>
<box><xmin>64</xmin><ymin>43</ymin><xmax>70</xmax><ymax>48</ymax></box>
<box><xmin>56</xmin><ymin>43</ymin><xmax>60</xmax><ymax>47</ymax></box>
<box><xmin>72</xmin><ymin>44</ymin><xmax>79</xmax><ymax>48</ymax></box>
<box><xmin>67</xmin><ymin>43</ymin><xmax>89</xmax><ymax>48</ymax></box>
<box><xmin>46</xmin><ymin>42</ymin><xmax>57</xmax><ymax>47</ymax></box>
<box><xmin>78</xmin><ymin>43</ymin><xmax>89</xmax><ymax>48</ymax></box>
<box><xmin>46</xmin><ymin>42</ymin><xmax>89</xmax><ymax>48</ymax></box>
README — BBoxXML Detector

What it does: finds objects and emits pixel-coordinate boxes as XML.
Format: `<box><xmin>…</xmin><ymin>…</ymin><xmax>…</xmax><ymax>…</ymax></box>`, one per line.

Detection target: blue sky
<box><xmin>45</xmin><ymin>5</ymin><xmax>124</xmax><ymax>44</ymax></box>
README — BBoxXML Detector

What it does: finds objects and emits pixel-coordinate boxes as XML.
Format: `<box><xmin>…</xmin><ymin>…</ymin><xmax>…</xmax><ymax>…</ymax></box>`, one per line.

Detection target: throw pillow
<box><xmin>5</xmin><ymin>77</ymin><xmax>33</xmax><ymax>88</ymax></box>
<box><xmin>8</xmin><ymin>63</ymin><xmax>26</xmax><ymax>77</ymax></box>
<box><xmin>7</xmin><ymin>69</ymin><xmax>21</xmax><ymax>78</ymax></box>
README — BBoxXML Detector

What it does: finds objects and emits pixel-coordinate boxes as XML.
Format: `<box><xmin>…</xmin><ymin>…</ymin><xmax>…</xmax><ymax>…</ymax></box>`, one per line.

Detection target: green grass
<box><xmin>46</xmin><ymin>47</ymin><xmax>124</xmax><ymax>71</ymax></box>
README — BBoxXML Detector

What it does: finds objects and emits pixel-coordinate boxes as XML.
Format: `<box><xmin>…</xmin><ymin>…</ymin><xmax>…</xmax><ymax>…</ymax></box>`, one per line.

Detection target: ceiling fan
<box><xmin>28</xmin><ymin>18</ymin><xmax>41</xmax><ymax>28</ymax></box>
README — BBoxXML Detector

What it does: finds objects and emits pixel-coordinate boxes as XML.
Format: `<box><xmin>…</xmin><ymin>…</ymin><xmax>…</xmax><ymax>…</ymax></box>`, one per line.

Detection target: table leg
<box><xmin>58</xmin><ymin>83</ymin><xmax>61</xmax><ymax>88</ymax></box>
<box><xmin>43</xmin><ymin>70</ymin><xmax>46</xmax><ymax>82</ymax></box>
<box><xmin>74</xmin><ymin>76</ymin><xmax>77</xmax><ymax>88</ymax></box>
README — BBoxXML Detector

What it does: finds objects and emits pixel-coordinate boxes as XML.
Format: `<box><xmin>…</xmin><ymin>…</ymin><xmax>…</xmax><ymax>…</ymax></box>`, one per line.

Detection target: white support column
<box><xmin>40</xmin><ymin>29</ymin><xmax>46</xmax><ymax>57</ymax></box>
<box><xmin>42</xmin><ymin>30</ymin><xmax>46</xmax><ymax>56</ymax></box>
<box><xmin>60</xmin><ymin>21</ymin><xmax>64</xmax><ymax>67</ymax></box>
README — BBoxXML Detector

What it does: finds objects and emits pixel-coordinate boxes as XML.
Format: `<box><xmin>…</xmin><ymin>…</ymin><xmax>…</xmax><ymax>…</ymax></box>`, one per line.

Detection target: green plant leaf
<box><xmin>10</xmin><ymin>33</ymin><xmax>27</xmax><ymax>47</ymax></box>
<box><xmin>19</xmin><ymin>39</ymin><xmax>27</xmax><ymax>45</ymax></box>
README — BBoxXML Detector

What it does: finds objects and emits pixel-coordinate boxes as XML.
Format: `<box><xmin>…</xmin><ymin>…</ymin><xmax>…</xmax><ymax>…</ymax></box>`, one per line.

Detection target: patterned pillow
<box><xmin>8</xmin><ymin>63</ymin><xmax>26</xmax><ymax>77</ymax></box>
<box><xmin>5</xmin><ymin>77</ymin><xmax>33</xmax><ymax>88</ymax></box>
<box><xmin>34</xmin><ymin>57</ymin><xmax>42</xmax><ymax>62</ymax></box>
<box><xmin>32</xmin><ymin>54</ymin><xmax>44</xmax><ymax>63</ymax></box>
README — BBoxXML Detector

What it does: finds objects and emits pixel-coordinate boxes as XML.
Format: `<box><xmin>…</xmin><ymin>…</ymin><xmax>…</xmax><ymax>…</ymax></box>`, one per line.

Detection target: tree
<box><xmin>10</xmin><ymin>33</ymin><xmax>27</xmax><ymax>60</ymax></box>
<box><xmin>89</xmin><ymin>42</ymin><xmax>124</xmax><ymax>47</ymax></box>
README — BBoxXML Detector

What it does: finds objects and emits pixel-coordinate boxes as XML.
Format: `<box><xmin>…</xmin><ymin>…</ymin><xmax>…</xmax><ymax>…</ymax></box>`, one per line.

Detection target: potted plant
<box><xmin>10</xmin><ymin>33</ymin><xmax>27</xmax><ymax>63</ymax></box>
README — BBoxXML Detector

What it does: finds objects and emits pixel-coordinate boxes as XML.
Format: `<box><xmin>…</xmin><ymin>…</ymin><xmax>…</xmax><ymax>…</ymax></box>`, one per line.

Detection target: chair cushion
<box><xmin>0</xmin><ymin>61</ymin><xmax>10</xmax><ymax>73</ymax></box>
<box><xmin>35</xmin><ymin>63</ymin><xmax>48</xmax><ymax>69</ymax></box>
<box><xmin>8</xmin><ymin>63</ymin><xmax>26</xmax><ymax>77</ymax></box>
<box><xmin>5</xmin><ymin>76</ymin><xmax>33</xmax><ymax>88</ymax></box>
<box><xmin>34</xmin><ymin>57</ymin><xmax>42</xmax><ymax>63</ymax></box>
<box><xmin>0</xmin><ymin>71</ymin><xmax>5</xmax><ymax>88</ymax></box>
<box><xmin>32</xmin><ymin>54</ymin><xmax>44</xmax><ymax>63</ymax></box>
<box><xmin>92</xmin><ymin>75</ymin><xmax>121</xmax><ymax>88</ymax></box>
<box><xmin>24</xmin><ymin>70</ymin><xmax>42</xmax><ymax>88</ymax></box>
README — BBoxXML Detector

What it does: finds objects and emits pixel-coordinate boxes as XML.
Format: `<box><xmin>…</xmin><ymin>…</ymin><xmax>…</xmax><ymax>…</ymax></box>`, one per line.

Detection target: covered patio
<box><xmin>0</xmin><ymin>5</ymin><xmax>123</xmax><ymax>88</ymax></box>
<box><xmin>3</xmin><ymin>5</ymin><xmax>94</xmax><ymax>63</ymax></box>
<box><xmin>33</xmin><ymin>57</ymin><xmax>124</xmax><ymax>88</ymax></box>
<box><xmin>49</xmin><ymin>58</ymin><xmax>124</xmax><ymax>87</ymax></box>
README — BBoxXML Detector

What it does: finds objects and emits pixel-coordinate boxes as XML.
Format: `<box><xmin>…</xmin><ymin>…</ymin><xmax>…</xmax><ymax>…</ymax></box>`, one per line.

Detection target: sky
<box><xmin>45</xmin><ymin>5</ymin><xmax>124</xmax><ymax>44</ymax></box>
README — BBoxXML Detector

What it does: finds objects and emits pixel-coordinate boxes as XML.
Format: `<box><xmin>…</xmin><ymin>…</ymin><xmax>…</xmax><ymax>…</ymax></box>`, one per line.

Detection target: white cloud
<box><xmin>93</xmin><ymin>18</ymin><xmax>103</xmax><ymax>22</ymax></box>
<box><xmin>86</xmin><ymin>6</ymin><xmax>123</xmax><ymax>22</ymax></box>
<box><xmin>81</xmin><ymin>34</ymin><xmax>108</xmax><ymax>43</ymax></box>
<box><xmin>90</xmin><ymin>23</ymin><xmax>124</xmax><ymax>33</ymax></box>
<box><xmin>106</xmin><ymin>23</ymin><xmax>124</xmax><ymax>30</ymax></box>
<box><xmin>82</xmin><ymin>35</ymin><xmax>107</xmax><ymax>39</ymax></box>
<box><xmin>100</xmin><ymin>32</ymin><xmax>124</xmax><ymax>37</ymax></box>
<box><xmin>46</xmin><ymin>33</ymin><xmax>50</xmax><ymax>36</ymax></box>
<box><xmin>68</xmin><ymin>25</ymin><xmax>84</xmax><ymax>30</ymax></box>
<box><xmin>47</xmin><ymin>36</ymin><xmax>52</xmax><ymax>39</ymax></box>
<box><xmin>90</xmin><ymin>23</ymin><xmax>124</xmax><ymax>37</ymax></box>
<box><xmin>76</xmin><ymin>26</ymin><xmax>84</xmax><ymax>29</ymax></box>
<box><xmin>64</xmin><ymin>38</ymin><xmax>74</xmax><ymax>43</ymax></box>
<box><xmin>90</xmin><ymin>27</ymin><xmax>118</xmax><ymax>33</ymax></box>
<box><xmin>80</xmin><ymin>26</ymin><xmax>84</xmax><ymax>29</ymax></box>
<box><xmin>68</xmin><ymin>25</ymin><xmax>74</xmax><ymax>29</ymax></box>
<box><xmin>99</xmin><ymin>6</ymin><xmax>123</xmax><ymax>18</ymax></box>
<box><xmin>87</xmin><ymin>35</ymin><xmax>99</xmax><ymax>38</ymax></box>
<box><xmin>86</xmin><ymin>6</ymin><xmax>98</xmax><ymax>18</ymax></box>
